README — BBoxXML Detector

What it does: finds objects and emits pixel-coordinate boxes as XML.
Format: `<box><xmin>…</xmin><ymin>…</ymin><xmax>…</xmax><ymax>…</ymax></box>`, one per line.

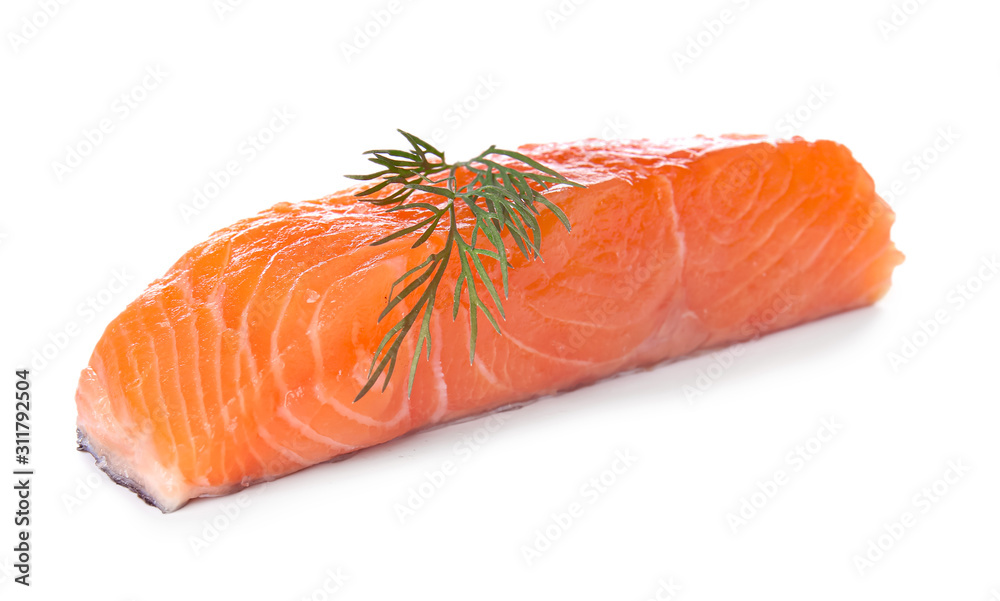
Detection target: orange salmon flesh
<box><xmin>75</xmin><ymin>136</ymin><xmax>903</xmax><ymax>511</ymax></box>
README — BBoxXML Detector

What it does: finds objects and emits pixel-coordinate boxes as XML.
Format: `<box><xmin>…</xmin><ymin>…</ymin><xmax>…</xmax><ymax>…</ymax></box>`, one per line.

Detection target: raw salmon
<box><xmin>75</xmin><ymin>135</ymin><xmax>902</xmax><ymax>511</ymax></box>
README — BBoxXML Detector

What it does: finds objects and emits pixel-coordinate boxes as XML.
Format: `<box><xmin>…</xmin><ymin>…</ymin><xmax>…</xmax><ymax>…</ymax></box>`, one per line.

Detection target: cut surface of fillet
<box><xmin>75</xmin><ymin>136</ymin><xmax>903</xmax><ymax>511</ymax></box>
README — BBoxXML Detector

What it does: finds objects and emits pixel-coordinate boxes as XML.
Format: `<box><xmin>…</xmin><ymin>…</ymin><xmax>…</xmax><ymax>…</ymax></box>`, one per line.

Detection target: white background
<box><xmin>1</xmin><ymin>0</ymin><xmax>998</xmax><ymax>599</ymax></box>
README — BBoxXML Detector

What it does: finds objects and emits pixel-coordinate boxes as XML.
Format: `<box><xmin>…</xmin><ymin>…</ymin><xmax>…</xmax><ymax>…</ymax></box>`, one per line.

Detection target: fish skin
<box><xmin>75</xmin><ymin>136</ymin><xmax>903</xmax><ymax>511</ymax></box>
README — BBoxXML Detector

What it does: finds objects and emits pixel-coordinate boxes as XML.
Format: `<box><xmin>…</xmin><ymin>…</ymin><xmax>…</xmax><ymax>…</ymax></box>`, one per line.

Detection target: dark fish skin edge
<box><xmin>74</xmin><ymin>327</ymin><xmax>839</xmax><ymax>513</ymax></box>
<box><xmin>73</xmin><ymin>401</ymin><xmax>535</xmax><ymax>512</ymax></box>
<box><xmin>77</xmin><ymin>428</ymin><xmax>167</xmax><ymax>513</ymax></box>
<box><xmin>72</xmin><ymin>350</ymin><xmax>741</xmax><ymax>512</ymax></box>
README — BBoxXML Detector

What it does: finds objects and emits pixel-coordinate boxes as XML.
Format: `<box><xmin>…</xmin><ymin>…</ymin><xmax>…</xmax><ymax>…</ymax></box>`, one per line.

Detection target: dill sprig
<box><xmin>346</xmin><ymin>130</ymin><xmax>584</xmax><ymax>402</ymax></box>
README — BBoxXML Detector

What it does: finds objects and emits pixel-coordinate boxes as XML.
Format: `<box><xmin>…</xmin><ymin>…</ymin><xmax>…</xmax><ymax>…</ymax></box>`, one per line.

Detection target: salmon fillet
<box><xmin>75</xmin><ymin>136</ymin><xmax>902</xmax><ymax>511</ymax></box>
